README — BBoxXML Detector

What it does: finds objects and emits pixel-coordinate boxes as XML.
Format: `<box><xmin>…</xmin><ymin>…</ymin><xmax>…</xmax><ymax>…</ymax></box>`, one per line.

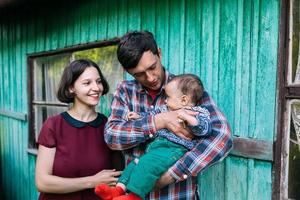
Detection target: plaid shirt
<box><xmin>104</xmin><ymin>70</ymin><xmax>233</xmax><ymax>200</ymax></box>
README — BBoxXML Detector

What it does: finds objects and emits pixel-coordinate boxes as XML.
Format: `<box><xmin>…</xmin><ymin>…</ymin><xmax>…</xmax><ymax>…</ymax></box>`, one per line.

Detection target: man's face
<box><xmin>126</xmin><ymin>50</ymin><xmax>165</xmax><ymax>91</ymax></box>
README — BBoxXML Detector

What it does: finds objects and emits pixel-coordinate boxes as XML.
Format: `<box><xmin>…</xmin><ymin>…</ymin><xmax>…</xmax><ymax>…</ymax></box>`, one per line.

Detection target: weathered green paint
<box><xmin>0</xmin><ymin>0</ymin><xmax>279</xmax><ymax>199</ymax></box>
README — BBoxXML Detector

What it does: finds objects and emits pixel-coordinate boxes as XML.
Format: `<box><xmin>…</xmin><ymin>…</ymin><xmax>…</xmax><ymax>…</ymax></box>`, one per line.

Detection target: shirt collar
<box><xmin>61</xmin><ymin>112</ymin><xmax>105</xmax><ymax>128</ymax></box>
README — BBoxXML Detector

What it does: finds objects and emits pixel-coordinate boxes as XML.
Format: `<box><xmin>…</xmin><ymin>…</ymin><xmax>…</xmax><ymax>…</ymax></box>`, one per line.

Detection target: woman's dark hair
<box><xmin>117</xmin><ymin>30</ymin><xmax>159</xmax><ymax>70</ymax></box>
<box><xmin>57</xmin><ymin>59</ymin><xmax>109</xmax><ymax>103</ymax></box>
<box><xmin>171</xmin><ymin>74</ymin><xmax>204</xmax><ymax>105</ymax></box>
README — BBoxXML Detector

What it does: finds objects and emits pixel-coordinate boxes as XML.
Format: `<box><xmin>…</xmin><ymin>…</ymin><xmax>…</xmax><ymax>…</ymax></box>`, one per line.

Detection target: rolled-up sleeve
<box><xmin>104</xmin><ymin>83</ymin><xmax>157</xmax><ymax>150</ymax></box>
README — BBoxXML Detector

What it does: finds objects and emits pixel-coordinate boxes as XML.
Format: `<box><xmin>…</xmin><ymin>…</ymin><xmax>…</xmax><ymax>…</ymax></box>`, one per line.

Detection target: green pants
<box><xmin>118</xmin><ymin>137</ymin><xmax>188</xmax><ymax>199</ymax></box>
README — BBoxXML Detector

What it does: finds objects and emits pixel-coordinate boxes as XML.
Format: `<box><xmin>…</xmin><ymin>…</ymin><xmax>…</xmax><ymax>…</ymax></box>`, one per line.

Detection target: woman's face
<box><xmin>70</xmin><ymin>66</ymin><xmax>103</xmax><ymax>108</ymax></box>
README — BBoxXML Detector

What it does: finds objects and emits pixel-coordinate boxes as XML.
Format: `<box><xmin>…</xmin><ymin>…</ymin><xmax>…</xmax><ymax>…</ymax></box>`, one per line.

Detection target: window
<box><xmin>288</xmin><ymin>0</ymin><xmax>300</xmax><ymax>85</ymax></box>
<box><xmin>278</xmin><ymin>0</ymin><xmax>300</xmax><ymax>199</ymax></box>
<box><xmin>28</xmin><ymin>41</ymin><xmax>123</xmax><ymax>152</ymax></box>
<box><xmin>288</xmin><ymin>101</ymin><xmax>300</xmax><ymax>198</ymax></box>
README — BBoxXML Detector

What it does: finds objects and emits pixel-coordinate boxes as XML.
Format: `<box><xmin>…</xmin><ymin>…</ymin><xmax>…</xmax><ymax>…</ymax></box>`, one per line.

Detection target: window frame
<box><xmin>274</xmin><ymin>0</ymin><xmax>300</xmax><ymax>199</ymax></box>
<box><xmin>27</xmin><ymin>38</ymin><xmax>120</xmax><ymax>154</ymax></box>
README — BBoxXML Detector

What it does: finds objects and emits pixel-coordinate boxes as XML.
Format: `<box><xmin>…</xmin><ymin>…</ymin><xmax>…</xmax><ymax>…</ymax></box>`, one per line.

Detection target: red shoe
<box><xmin>95</xmin><ymin>184</ymin><xmax>125</xmax><ymax>200</ymax></box>
<box><xmin>113</xmin><ymin>192</ymin><xmax>142</xmax><ymax>200</ymax></box>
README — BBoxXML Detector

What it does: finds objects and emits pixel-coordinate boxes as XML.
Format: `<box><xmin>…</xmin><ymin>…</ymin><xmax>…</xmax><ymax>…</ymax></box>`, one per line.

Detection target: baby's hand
<box><xmin>126</xmin><ymin>112</ymin><xmax>141</xmax><ymax>121</ymax></box>
<box><xmin>177</xmin><ymin>108</ymin><xmax>198</xmax><ymax>126</ymax></box>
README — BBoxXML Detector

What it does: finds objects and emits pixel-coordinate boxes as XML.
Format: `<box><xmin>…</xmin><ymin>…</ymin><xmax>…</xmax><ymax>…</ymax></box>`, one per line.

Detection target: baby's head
<box><xmin>164</xmin><ymin>74</ymin><xmax>204</xmax><ymax>111</ymax></box>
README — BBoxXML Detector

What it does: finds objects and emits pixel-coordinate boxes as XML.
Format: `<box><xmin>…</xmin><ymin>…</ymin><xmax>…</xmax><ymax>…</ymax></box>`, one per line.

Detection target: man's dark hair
<box><xmin>117</xmin><ymin>30</ymin><xmax>159</xmax><ymax>70</ymax></box>
<box><xmin>57</xmin><ymin>59</ymin><xmax>109</xmax><ymax>103</ymax></box>
<box><xmin>171</xmin><ymin>74</ymin><xmax>204</xmax><ymax>105</ymax></box>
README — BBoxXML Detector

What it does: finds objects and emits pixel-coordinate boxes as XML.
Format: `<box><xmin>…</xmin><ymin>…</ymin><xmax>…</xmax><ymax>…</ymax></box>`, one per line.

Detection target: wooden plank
<box><xmin>3</xmin><ymin>20</ymin><xmax>13</xmax><ymax>200</ymax></box>
<box><xmin>248</xmin><ymin>0</ymin><xmax>259</xmax><ymax>138</ymax></box>
<box><xmin>73</xmin><ymin>0</ymin><xmax>82</xmax><ymax>45</ymax></box>
<box><xmin>19</xmin><ymin>16</ymin><xmax>30</xmax><ymax>199</ymax></box>
<box><xmin>199</xmin><ymin>162</ymin><xmax>226</xmax><ymax>200</ymax></box>
<box><xmin>28</xmin><ymin>155</ymin><xmax>39</xmax><ymax>199</ymax></box>
<box><xmin>0</xmin><ymin>109</ymin><xmax>27</xmax><ymax>121</ymax></box>
<box><xmin>230</xmin><ymin>137</ymin><xmax>273</xmax><ymax>161</ymax></box>
<box><xmin>89</xmin><ymin>0</ymin><xmax>98</xmax><ymax>42</ymax></box>
<box><xmin>80</xmin><ymin>3</ymin><xmax>91</xmax><ymax>44</ymax></box>
<box><xmin>234</xmin><ymin>0</ymin><xmax>244</xmax><ymax>136</ymax></box>
<box><xmin>0</xmin><ymin>116</ymin><xmax>4</xmax><ymax>199</ymax></box>
<box><xmin>273</xmin><ymin>0</ymin><xmax>288</xmax><ymax>199</ymax></box>
<box><xmin>254</xmin><ymin>0</ymin><xmax>279</xmax><ymax>139</ymax></box>
<box><xmin>8</xmin><ymin>23</ymin><xmax>15</xmax><ymax>194</ymax></box>
<box><xmin>168</xmin><ymin>0</ymin><xmax>185</xmax><ymax>74</ymax></box>
<box><xmin>184</xmin><ymin>0</ymin><xmax>196</xmax><ymax>74</ymax></box>
<box><xmin>66</xmin><ymin>3</ymin><xmax>75</xmax><ymax>46</ymax></box>
<box><xmin>211</xmin><ymin>0</ymin><xmax>220</xmax><ymax>99</ymax></box>
<box><xmin>155</xmin><ymin>0</ymin><xmax>169</xmax><ymax>67</ymax></box>
<box><xmin>50</xmin><ymin>11</ymin><xmax>59</xmax><ymax>50</ymax></box>
<box><xmin>20</xmin><ymin>11</ymin><xmax>31</xmax><ymax>199</ymax></box>
<box><xmin>193</xmin><ymin>0</ymin><xmax>202</xmax><ymax>77</ymax></box>
<box><xmin>225</xmin><ymin>157</ymin><xmax>248</xmax><ymax>200</ymax></box>
<box><xmin>9</xmin><ymin>21</ymin><xmax>15</xmax><ymax>176</ymax></box>
<box><xmin>217</xmin><ymin>0</ymin><xmax>237</xmax><ymax>126</ymax></box>
<box><xmin>28</xmin><ymin>38</ymin><xmax>119</xmax><ymax>58</ymax></box>
<box><xmin>239</xmin><ymin>0</ymin><xmax>251</xmax><ymax>138</ymax></box>
<box><xmin>96</xmin><ymin>0</ymin><xmax>108</xmax><ymax>40</ymax></box>
<box><xmin>247</xmin><ymin>160</ymin><xmax>255</xmax><ymax>200</ymax></box>
<box><xmin>117</xmin><ymin>0</ymin><xmax>128</xmax><ymax>37</ymax></box>
<box><xmin>249</xmin><ymin>160</ymin><xmax>272</xmax><ymax>200</ymax></box>
<box><xmin>127</xmin><ymin>0</ymin><xmax>141</xmax><ymax>31</ymax></box>
<box><xmin>200</xmin><ymin>0</ymin><xmax>214</xmax><ymax>92</ymax></box>
<box><xmin>57</xmin><ymin>2</ymin><xmax>67</xmax><ymax>48</ymax></box>
<box><xmin>141</xmin><ymin>0</ymin><xmax>156</xmax><ymax>32</ymax></box>
<box><xmin>11</xmin><ymin>19</ymin><xmax>21</xmax><ymax>200</ymax></box>
<box><xmin>0</xmin><ymin>23</ymin><xmax>6</xmax><ymax>198</ymax></box>
<box><xmin>0</xmin><ymin>21</ymin><xmax>3</xmax><ymax>108</ymax></box>
<box><xmin>107</xmin><ymin>0</ymin><xmax>118</xmax><ymax>39</ymax></box>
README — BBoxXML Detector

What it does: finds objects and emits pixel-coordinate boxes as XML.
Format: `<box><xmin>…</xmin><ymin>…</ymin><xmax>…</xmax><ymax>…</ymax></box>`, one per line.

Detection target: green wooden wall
<box><xmin>0</xmin><ymin>0</ymin><xmax>279</xmax><ymax>199</ymax></box>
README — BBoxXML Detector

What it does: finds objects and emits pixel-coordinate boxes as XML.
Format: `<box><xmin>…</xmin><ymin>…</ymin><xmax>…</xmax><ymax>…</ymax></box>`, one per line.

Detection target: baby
<box><xmin>95</xmin><ymin>74</ymin><xmax>211</xmax><ymax>200</ymax></box>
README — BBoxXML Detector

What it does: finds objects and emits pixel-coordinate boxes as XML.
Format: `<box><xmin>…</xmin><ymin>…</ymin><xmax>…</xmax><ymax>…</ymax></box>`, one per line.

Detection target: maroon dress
<box><xmin>37</xmin><ymin>112</ymin><xmax>112</xmax><ymax>200</ymax></box>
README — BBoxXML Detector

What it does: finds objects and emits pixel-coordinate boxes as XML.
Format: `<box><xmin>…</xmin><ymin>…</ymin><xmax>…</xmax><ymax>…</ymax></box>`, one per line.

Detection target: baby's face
<box><xmin>164</xmin><ymin>81</ymin><xmax>184</xmax><ymax>111</ymax></box>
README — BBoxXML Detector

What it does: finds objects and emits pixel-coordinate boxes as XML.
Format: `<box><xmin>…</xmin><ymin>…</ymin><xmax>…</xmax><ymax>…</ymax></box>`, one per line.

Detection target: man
<box><xmin>104</xmin><ymin>31</ymin><xmax>233</xmax><ymax>200</ymax></box>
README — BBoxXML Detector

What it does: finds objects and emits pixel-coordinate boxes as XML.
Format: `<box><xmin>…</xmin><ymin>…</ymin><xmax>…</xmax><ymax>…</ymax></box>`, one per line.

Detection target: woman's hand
<box><xmin>92</xmin><ymin>169</ymin><xmax>122</xmax><ymax>187</ymax></box>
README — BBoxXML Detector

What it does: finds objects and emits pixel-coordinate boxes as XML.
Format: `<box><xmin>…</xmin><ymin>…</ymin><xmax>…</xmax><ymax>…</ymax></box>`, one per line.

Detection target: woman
<box><xmin>35</xmin><ymin>59</ymin><xmax>121</xmax><ymax>200</ymax></box>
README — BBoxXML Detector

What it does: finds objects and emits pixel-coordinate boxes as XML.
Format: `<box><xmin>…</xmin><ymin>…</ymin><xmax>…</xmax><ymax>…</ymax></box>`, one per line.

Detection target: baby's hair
<box><xmin>170</xmin><ymin>74</ymin><xmax>204</xmax><ymax>105</ymax></box>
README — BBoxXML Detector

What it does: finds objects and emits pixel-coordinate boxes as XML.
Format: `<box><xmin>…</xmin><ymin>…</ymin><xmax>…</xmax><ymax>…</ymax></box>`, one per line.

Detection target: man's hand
<box><xmin>154</xmin><ymin>171</ymin><xmax>175</xmax><ymax>190</ymax></box>
<box><xmin>154</xmin><ymin>110</ymin><xmax>196</xmax><ymax>140</ymax></box>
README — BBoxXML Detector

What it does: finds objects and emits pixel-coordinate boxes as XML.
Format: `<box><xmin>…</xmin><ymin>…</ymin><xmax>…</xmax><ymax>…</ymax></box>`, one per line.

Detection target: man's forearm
<box><xmin>104</xmin><ymin>115</ymin><xmax>157</xmax><ymax>150</ymax></box>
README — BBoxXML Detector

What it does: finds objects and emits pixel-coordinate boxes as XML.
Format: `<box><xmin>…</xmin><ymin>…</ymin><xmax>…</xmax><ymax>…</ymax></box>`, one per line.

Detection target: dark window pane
<box><xmin>289</xmin><ymin>102</ymin><xmax>300</xmax><ymax>199</ymax></box>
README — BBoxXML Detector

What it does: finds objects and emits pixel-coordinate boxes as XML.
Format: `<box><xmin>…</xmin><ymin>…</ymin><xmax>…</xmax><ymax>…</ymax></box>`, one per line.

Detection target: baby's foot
<box><xmin>95</xmin><ymin>184</ymin><xmax>125</xmax><ymax>200</ymax></box>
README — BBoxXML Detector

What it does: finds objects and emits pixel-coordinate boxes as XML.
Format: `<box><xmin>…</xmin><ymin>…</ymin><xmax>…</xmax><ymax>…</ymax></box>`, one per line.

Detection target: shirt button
<box><xmin>149</xmin><ymin>134</ymin><xmax>154</xmax><ymax>138</ymax></box>
<box><xmin>150</xmin><ymin>105</ymin><xmax>154</xmax><ymax>109</ymax></box>
<box><xmin>183</xmin><ymin>174</ymin><xmax>188</xmax><ymax>179</ymax></box>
